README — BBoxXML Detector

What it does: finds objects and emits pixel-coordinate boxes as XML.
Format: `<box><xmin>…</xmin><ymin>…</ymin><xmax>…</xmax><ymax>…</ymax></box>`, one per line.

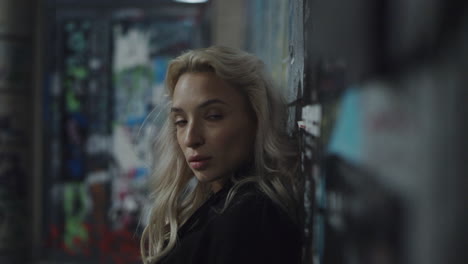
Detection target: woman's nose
<box><xmin>184</xmin><ymin>121</ymin><xmax>205</xmax><ymax>148</ymax></box>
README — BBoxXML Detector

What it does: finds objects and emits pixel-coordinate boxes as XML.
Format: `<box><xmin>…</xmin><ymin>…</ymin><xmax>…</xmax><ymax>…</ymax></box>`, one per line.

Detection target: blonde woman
<box><xmin>141</xmin><ymin>46</ymin><xmax>302</xmax><ymax>264</ymax></box>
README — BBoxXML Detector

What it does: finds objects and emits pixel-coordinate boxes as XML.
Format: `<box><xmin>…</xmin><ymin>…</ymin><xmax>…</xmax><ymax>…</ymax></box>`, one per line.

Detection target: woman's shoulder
<box><xmin>206</xmin><ymin>183</ymin><xmax>303</xmax><ymax>264</ymax></box>
<box><xmin>220</xmin><ymin>183</ymin><xmax>272</xmax><ymax>212</ymax></box>
<box><xmin>216</xmin><ymin>183</ymin><xmax>299</xmax><ymax>233</ymax></box>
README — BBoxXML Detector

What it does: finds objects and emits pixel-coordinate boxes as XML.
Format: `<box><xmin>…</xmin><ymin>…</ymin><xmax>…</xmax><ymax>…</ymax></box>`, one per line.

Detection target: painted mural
<box><xmin>44</xmin><ymin>10</ymin><xmax>204</xmax><ymax>263</ymax></box>
<box><xmin>246</xmin><ymin>0</ymin><xmax>290</xmax><ymax>99</ymax></box>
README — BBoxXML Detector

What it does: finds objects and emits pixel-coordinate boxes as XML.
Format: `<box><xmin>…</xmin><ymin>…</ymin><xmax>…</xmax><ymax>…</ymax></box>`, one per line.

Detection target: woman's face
<box><xmin>171</xmin><ymin>71</ymin><xmax>256</xmax><ymax>192</ymax></box>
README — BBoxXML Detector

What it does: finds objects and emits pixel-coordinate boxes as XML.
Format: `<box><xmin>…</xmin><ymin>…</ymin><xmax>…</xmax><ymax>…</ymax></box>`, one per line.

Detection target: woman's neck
<box><xmin>211</xmin><ymin>180</ymin><xmax>224</xmax><ymax>193</ymax></box>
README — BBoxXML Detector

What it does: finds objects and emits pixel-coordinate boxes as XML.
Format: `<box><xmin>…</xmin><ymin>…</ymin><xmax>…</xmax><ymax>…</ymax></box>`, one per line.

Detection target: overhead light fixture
<box><xmin>174</xmin><ymin>0</ymin><xmax>208</xmax><ymax>3</ymax></box>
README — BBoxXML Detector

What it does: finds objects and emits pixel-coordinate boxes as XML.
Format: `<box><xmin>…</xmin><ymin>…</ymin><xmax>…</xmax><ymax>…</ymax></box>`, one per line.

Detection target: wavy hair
<box><xmin>140</xmin><ymin>46</ymin><xmax>300</xmax><ymax>263</ymax></box>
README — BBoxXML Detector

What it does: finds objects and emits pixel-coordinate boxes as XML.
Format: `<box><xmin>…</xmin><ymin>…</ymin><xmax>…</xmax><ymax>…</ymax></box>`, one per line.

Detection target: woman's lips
<box><xmin>189</xmin><ymin>157</ymin><xmax>211</xmax><ymax>170</ymax></box>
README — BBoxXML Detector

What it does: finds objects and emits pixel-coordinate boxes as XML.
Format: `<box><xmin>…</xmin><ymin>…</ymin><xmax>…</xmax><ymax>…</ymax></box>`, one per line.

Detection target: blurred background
<box><xmin>0</xmin><ymin>0</ymin><xmax>466</xmax><ymax>264</ymax></box>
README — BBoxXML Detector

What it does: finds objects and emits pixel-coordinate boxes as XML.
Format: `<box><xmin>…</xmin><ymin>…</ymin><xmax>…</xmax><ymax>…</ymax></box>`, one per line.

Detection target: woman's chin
<box><xmin>194</xmin><ymin>173</ymin><xmax>226</xmax><ymax>191</ymax></box>
<box><xmin>193</xmin><ymin>173</ymin><xmax>214</xmax><ymax>183</ymax></box>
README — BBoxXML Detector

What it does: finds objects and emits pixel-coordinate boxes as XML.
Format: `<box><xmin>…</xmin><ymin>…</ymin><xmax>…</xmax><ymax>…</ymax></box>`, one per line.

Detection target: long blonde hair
<box><xmin>140</xmin><ymin>46</ymin><xmax>300</xmax><ymax>263</ymax></box>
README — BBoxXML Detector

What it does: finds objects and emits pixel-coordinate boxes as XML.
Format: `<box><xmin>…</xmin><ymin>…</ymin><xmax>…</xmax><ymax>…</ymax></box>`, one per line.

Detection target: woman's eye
<box><xmin>174</xmin><ymin>120</ymin><xmax>187</xmax><ymax>127</ymax></box>
<box><xmin>206</xmin><ymin>114</ymin><xmax>223</xmax><ymax>121</ymax></box>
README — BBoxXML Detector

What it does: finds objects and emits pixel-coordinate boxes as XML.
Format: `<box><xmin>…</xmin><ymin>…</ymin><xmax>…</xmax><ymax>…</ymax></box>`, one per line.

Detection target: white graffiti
<box><xmin>113</xmin><ymin>26</ymin><xmax>151</xmax><ymax>72</ymax></box>
<box><xmin>86</xmin><ymin>134</ymin><xmax>111</xmax><ymax>154</ymax></box>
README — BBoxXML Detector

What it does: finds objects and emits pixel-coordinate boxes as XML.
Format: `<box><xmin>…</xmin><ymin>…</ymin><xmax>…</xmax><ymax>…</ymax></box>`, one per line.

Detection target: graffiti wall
<box><xmin>246</xmin><ymin>0</ymin><xmax>290</xmax><ymax>100</ymax></box>
<box><xmin>43</xmin><ymin>5</ymin><xmax>207</xmax><ymax>263</ymax></box>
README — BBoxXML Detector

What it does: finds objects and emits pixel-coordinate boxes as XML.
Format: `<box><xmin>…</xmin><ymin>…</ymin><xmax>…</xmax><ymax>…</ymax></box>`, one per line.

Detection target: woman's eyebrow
<box><xmin>198</xmin><ymin>99</ymin><xmax>227</xmax><ymax>108</ymax></box>
<box><xmin>170</xmin><ymin>99</ymin><xmax>227</xmax><ymax>113</ymax></box>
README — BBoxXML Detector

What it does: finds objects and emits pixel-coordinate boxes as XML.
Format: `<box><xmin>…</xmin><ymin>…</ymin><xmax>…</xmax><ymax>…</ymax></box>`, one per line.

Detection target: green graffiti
<box><xmin>65</xmin><ymin>22</ymin><xmax>75</xmax><ymax>32</ymax></box>
<box><xmin>63</xmin><ymin>183</ymin><xmax>89</xmax><ymax>252</ymax></box>
<box><xmin>114</xmin><ymin>65</ymin><xmax>153</xmax><ymax>95</ymax></box>
<box><xmin>68</xmin><ymin>32</ymin><xmax>86</xmax><ymax>52</ymax></box>
<box><xmin>66</xmin><ymin>90</ymin><xmax>81</xmax><ymax>112</ymax></box>
<box><xmin>67</xmin><ymin>66</ymin><xmax>88</xmax><ymax>80</ymax></box>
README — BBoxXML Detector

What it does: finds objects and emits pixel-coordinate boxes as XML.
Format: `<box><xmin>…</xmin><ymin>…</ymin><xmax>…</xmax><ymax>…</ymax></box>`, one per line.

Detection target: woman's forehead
<box><xmin>172</xmin><ymin>72</ymin><xmax>245</xmax><ymax>108</ymax></box>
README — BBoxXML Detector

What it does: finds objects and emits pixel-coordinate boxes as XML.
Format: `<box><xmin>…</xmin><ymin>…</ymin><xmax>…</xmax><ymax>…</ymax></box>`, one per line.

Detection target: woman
<box><xmin>141</xmin><ymin>46</ymin><xmax>302</xmax><ymax>264</ymax></box>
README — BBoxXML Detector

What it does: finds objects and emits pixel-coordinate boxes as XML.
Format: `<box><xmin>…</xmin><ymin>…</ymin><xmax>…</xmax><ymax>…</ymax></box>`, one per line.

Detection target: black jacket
<box><xmin>158</xmin><ymin>183</ymin><xmax>302</xmax><ymax>264</ymax></box>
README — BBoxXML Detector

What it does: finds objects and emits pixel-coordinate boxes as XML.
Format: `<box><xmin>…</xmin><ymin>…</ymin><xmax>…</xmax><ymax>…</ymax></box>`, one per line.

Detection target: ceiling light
<box><xmin>174</xmin><ymin>0</ymin><xmax>208</xmax><ymax>3</ymax></box>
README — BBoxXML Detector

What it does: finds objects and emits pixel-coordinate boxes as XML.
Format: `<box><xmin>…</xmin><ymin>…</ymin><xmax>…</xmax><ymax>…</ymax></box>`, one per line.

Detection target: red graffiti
<box><xmin>46</xmin><ymin>223</ymin><xmax>141</xmax><ymax>263</ymax></box>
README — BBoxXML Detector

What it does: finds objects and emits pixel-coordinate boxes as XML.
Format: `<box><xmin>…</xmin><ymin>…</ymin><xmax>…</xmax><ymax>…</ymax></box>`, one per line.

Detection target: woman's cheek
<box><xmin>211</xmin><ymin>128</ymin><xmax>235</xmax><ymax>146</ymax></box>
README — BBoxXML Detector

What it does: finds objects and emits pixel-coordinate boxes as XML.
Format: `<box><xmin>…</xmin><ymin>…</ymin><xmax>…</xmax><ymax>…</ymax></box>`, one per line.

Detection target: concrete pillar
<box><xmin>0</xmin><ymin>0</ymin><xmax>35</xmax><ymax>263</ymax></box>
